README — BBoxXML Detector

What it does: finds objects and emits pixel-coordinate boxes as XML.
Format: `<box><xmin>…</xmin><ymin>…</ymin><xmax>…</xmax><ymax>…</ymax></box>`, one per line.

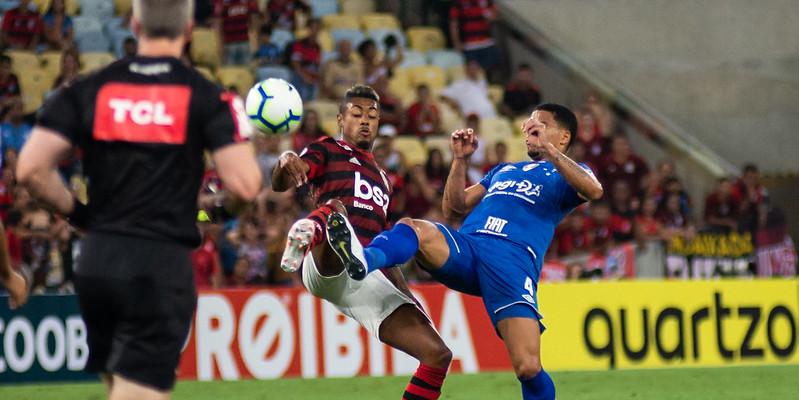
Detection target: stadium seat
<box><xmin>72</xmin><ymin>15</ymin><xmax>103</xmax><ymax>36</ymax></box>
<box><xmin>109</xmin><ymin>28</ymin><xmax>134</xmax><ymax>59</ymax></box>
<box><xmin>19</xmin><ymin>69</ymin><xmax>52</xmax><ymax>114</ymax></box>
<box><xmin>270</xmin><ymin>28</ymin><xmax>294</xmax><ymax>53</ymax></box>
<box><xmin>321</xmin><ymin>119</ymin><xmax>339</xmax><ymax>136</ymax></box>
<box><xmin>322</xmin><ymin>15</ymin><xmax>360</xmax><ymax>31</ymax></box>
<box><xmin>488</xmin><ymin>85</ymin><xmax>504</xmax><ymax>105</ymax></box>
<box><xmin>76</xmin><ymin>31</ymin><xmax>111</xmax><ymax>52</ymax></box>
<box><xmin>317</xmin><ymin>29</ymin><xmax>335</xmax><ymax>52</ymax></box>
<box><xmin>359</xmin><ymin>13</ymin><xmax>400</xmax><ymax>31</ymax></box>
<box><xmin>506</xmin><ymin>138</ymin><xmax>529</xmax><ymax>162</ymax></box>
<box><xmin>397</xmin><ymin>50</ymin><xmax>427</xmax><ymax>69</ymax></box>
<box><xmin>79</xmin><ymin>0</ymin><xmax>115</xmax><ymax>19</ymax></box>
<box><xmin>330</xmin><ymin>29</ymin><xmax>366</xmax><ymax>47</ymax></box>
<box><xmin>513</xmin><ymin>115</ymin><xmax>528</xmax><ymax>135</ymax></box>
<box><xmin>340</xmin><ymin>0</ymin><xmax>375</xmax><ymax>15</ymax></box>
<box><xmin>424</xmin><ymin>136</ymin><xmax>453</xmax><ymax>163</ymax></box>
<box><xmin>446</xmin><ymin>65</ymin><xmax>485</xmax><ymax>84</ymax></box>
<box><xmin>479</xmin><ymin>117</ymin><xmax>514</xmax><ymax>145</ymax></box>
<box><xmin>388</xmin><ymin>69</ymin><xmax>412</xmax><ymax>99</ymax></box>
<box><xmin>6</xmin><ymin>50</ymin><xmax>40</xmax><ymax>76</ymax></box>
<box><xmin>114</xmin><ymin>0</ymin><xmax>131</xmax><ymax>17</ymax></box>
<box><xmin>308</xmin><ymin>0</ymin><xmax>338</xmax><ymax>18</ymax></box>
<box><xmin>320</xmin><ymin>51</ymin><xmax>338</xmax><ymax>65</ymax></box>
<box><xmin>407</xmin><ymin>27</ymin><xmax>446</xmax><ymax>52</ymax></box>
<box><xmin>216</xmin><ymin>67</ymin><xmax>255</xmax><ymax>94</ymax></box>
<box><xmin>195</xmin><ymin>66</ymin><xmax>216</xmax><ymax>83</ymax></box>
<box><xmin>367</xmin><ymin>28</ymin><xmax>407</xmax><ymax>53</ymax></box>
<box><xmin>392</xmin><ymin>137</ymin><xmax>427</xmax><ymax>167</ymax></box>
<box><xmin>427</xmin><ymin>50</ymin><xmax>464</xmax><ymax>69</ymax></box>
<box><xmin>39</xmin><ymin>51</ymin><xmax>62</xmax><ymax>80</ymax></box>
<box><xmin>439</xmin><ymin>101</ymin><xmax>465</xmax><ymax>134</ymax></box>
<box><xmin>256</xmin><ymin>65</ymin><xmax>293</xmax><ymax>82</ymax></box>
<box><xmin>191</xmin><ymin>28</ymin><xmax>222</xmax><ymax>68</ymax></box>
<box><xmin>0</xmin><ymin>1</ymin><xmax>19</xmax><ymax>12</ymax></box>
<box><xmin>406</xmin><ymin>65</ymin><xmax>447</xmax><ymax>90</ymax></box>
<box><xmin>306</xmin><ymin>100</ymin><xmax>339</xmax><ymax>122</ymax></box>
<box><xmin>80</xmin><ymin>52</ymin><xmax>115</xmax><ymax>74</ymax></box>
<box><xmin>34</xmin><ymin>0</ymin><xmax>78</xmax><ymax>15</ymax></box>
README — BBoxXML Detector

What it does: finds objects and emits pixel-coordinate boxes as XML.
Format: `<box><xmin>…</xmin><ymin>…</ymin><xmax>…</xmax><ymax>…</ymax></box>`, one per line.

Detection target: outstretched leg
<box><xmin>280</xmin><ymin>199</ymin><xmax>345</xmax><ymax>274</ymax></box>
<box><xmin>497</xmin><ymin>317</ymin><xmax>555</xmax><ymax>400</ymax></box>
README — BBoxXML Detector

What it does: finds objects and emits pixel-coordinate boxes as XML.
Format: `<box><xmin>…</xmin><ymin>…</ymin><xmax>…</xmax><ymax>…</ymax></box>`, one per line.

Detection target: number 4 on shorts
<box><xmin>523</xmin><ymin>277</ymin><xmax>535</xmax><ymax>304</ymax></box>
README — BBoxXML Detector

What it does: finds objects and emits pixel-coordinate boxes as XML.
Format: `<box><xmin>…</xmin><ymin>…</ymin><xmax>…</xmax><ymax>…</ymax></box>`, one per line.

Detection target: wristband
<box><xmin>67</xmin><ymin>200</ymin><xmax>89</xmax><ymax>229</ymax></box>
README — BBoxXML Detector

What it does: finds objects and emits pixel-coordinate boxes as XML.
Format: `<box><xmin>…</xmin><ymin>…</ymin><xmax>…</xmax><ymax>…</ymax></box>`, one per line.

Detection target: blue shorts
<box><xmin>426</xmin><ymin>223</ymin><xmax>545</xmax><ymax>333</ymax></box>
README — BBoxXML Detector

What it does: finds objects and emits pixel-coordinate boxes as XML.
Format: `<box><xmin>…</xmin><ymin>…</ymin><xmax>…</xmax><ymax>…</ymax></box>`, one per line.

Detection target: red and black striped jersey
<box><xmin>300</xmin><ymin>137</ymin><xmax>392</xmax><ymax>245</ymax></box>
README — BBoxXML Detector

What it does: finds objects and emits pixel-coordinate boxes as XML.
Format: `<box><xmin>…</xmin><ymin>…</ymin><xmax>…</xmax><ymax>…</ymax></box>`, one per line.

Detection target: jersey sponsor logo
<box><xmin>523</xmin><ymin>163</ymin><xmax>540</xmax><ymax>171</ymax></box>
<box><xmin>354</xmin><ymin>171</ymin><xmax>389</xmax><ymax>214</ymax></box>
<box><xmin>222</xmin><ymin>92</ymin><xmax>254</xmax><ymax>142</ymax></box>
<box><xmin>348</xmin><ymin>157</ymin><xmax>361</xmax><ymax>166</ymax></box>
<box><xmin>488</xmin><ymin>179</ymin><xmax>543</xmax><ymax>197</ymax></box>
<box><xmin>94</xmin><ymin>83</ymin><xmax>190</xmax><ymax>144</ymax></box>
<box><xmin>129</xmin><ymin>62</ymin><xmax>171</xmax><ymax>75</ymax></box>
<box><xmin>499</xmin><ymin>165</ymin><xmax>517</xmax><ymax>173</ymax></box>
<box><xmin>483</xmin><ymin>216</ymin><xmax>508</xmax><ymax>234</ymax></box>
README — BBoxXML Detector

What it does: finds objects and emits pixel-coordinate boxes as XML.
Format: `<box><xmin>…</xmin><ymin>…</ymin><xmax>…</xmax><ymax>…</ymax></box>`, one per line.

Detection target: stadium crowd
<box><xmin>0</xmin><ymin>0</ymin><xmax>791</xmax><ymax>294</ymax></box>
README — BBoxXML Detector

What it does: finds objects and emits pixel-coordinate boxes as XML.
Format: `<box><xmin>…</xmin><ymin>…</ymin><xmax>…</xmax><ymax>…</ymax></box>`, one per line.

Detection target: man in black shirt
<box><xmin>16</xmin><ymin>0</ymin><xmax>261</xmax><ymax>398</ymax></box>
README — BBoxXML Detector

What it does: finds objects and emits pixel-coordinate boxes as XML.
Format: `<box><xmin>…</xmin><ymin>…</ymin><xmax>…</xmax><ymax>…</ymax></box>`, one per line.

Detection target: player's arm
<box><xmin>16</xmin><ymin>127</ymin><xmax>76</xmax><ymax>215</ymax></box>
<box><xmin>0</xmin><ymin>221</ymin><xmax>28</xmax><ymax>309</ymax></box>
<box><xmin>212</xmin><ymin>143</ymin><xmax>262</xmax><ymax>202</ymax></box>
<box><xmin>442</xmin><ymin>129</ymin><xmax>486</xmax><ymax>220</ymax></box>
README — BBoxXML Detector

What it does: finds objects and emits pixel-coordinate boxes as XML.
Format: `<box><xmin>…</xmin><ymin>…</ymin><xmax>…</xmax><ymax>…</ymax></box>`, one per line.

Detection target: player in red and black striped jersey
<box><xmin>273</xmin><ymin>85</ymin><xmax>452</xmax><ymax>400</ymax></box>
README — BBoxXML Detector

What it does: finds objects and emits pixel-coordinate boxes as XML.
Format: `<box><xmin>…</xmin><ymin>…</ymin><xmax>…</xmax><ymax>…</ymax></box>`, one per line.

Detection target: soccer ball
<box><xmin>245</xmin><ymin>78</ymin><xmax>303</xmax><ymax>135</ymax></box>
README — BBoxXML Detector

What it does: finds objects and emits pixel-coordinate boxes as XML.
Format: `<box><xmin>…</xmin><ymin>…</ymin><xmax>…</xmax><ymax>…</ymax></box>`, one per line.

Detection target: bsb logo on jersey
<box><xmin>353</xmin><ymin>171</ymin><xmax>389</xmax><ymax>214</ymax></box>
<box><xmin>94</xmin><ymin>83</ymin><xmax>191</xmax><ymax>144</ymax></box>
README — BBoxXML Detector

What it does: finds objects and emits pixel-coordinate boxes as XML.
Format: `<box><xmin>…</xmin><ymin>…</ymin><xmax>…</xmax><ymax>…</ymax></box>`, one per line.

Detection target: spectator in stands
<box><xmin>373</xmin><ymin>142</ymin><xmax>406</xmax><ymax>223</ymax></box>
<box><xmin>193</xmin><ymin>214</ymin><xmax>223</xmax><ymax>289</ymax></box>
<box><xmin>483</xmin><ymin>141</ymin><xmax>507</xmax><ymax>173</ymax></box>
<box><xmin>566</xmin><ymin>263</ymin><xmax>585</xmax><ymax>281</ymax></box>
<box><xmin>500</xmin><ymin>64</ymin><xmax>541</xmax><ymax>117</ymax></box>
<box><xmin>576</xmin><ymin>108</ymin><xmax>610</xmax><ymax>167</ymax></box>
<box><xmin>557</xmin><ymin>212</ymin><xmax>591</xmax><ymax>256</ymax></box>
<box><xmin>440</xmin><ymin>60</ymin><xmax>496</xmax><ymax>119</ymax></box>
<box><xmin>233</xmin><ymin>218</ymin><xmax>268</xmax><ymax>284</ymax></box>
<box><xmin>213</xmin><ymin>0</ymin><xmax>259</xmax><ymax>65</ymax></box>
<box><xmin>195</xmin><ymin>0</ymin><xmax>216</xmax><ymax>26</ymax></box>
<box><xmin>424</xmin><ymin>148</ymin><xmax>448</xmax><ymax>192</ymax></box>
<box><xmin>463</xmin><ymin>112</ymin><xmax>487</xmax><ymax>183</ymax></box>
<box><xmin>254</xmin><ymin>134</ymin><xmax>281</xmax><ymax>190</ymax></box>
<box><xmin>0</xmin><ymin>166</ymin><xmax>14</xmax><ymax>221</ymax></box>
<box><xmin>704</xmin><ymin>177</ymin><xmax>740</xmax><ymax>232</ymax></box>
<box><xmin>635</xmin><ymin>195</ymin><xmax>663</xmax><ymax>242</ymax></box>
<box><xmin>659</xmin><ymin>176</ymin><xmax>691</xmax><ymax>217</ymax></box>
<box><xmin>42</xmin><ymin>0</ymin><xmax>74</xmax><ymax>51</ymax></box>
<box><xmin>252</xmin><ymin>25</ymin><xmax>281</xmax><ymax>66</ymax></box>
<box><xmin>0</xmin><ymin>98</ymin><xmax>32</xmax><ymax>154</ymax></box>
<box><xmin>405</xmin><ymin>84</ymin><xmax>441</xmax><ymax>138</ymax></box>
<box><xmin>376</xmin><ymin>125</ymin><xmax>403</xmax><ymax>172</ymax></box>
<box><xmin>0</xmin><ymin>0</ymin><xmax>43</xmax><ymax>50</ymax></box>
<box><xmin>449</xmin><ymin>0</ymin><xmax>500</xmax><ymax>74</ymax></box>
<box><xmin>0</xmin><ymin>55</ymin><xmax>20</xmax><ymax>113</ymax></box>
<box><xmin>292</xmin><ymin>108</ymin><xmax>326</xmax><ymax>152</ymax></box>
<box><xmin>598</xmin><ymin>134</ymin><xmax>649</xmax><ymax>194</ymax></box>
<box><xmin>266</xmin><ymin>0</ymin><xmax>309</xmax><ymax>31</ymax></box>
<box><xmin>583</xmin><ymin>91</ymin><xmax>616</xmax><ymax>135</ymax></box>
<box><xmin>320</xmin><ymin>39</ymin><xmax>362</xmax><ymax>101</ymax></box>
<box><xmin>289</xmin><ymin>18</ymin><xmax>321</xmax><ymax>100</ymax></box>
<box><xmin>373</xmin><ymin>75</ymin><xmax>405</xmax><ymax>132</ymax></box>
<box><xmin>732</xmin><ymin>163</ymin><xmax>769</xmax><ymax>234</ymax></box>
<box><xmin>609</xmin><ymin>181</ymin><xmax>636</xmax><ymax>242</ymax></box>
<box><xmin>645</xmin><ymin>159</ymin><xmax>677</xmax><ymax>198</ymax></box>
<box><xmin>51</xmin><ymin>47</ymin><xmax>80</xmax><ymax>89</ymax></box>
<box><xmin>358</xmin><ymin>37</ymin><xmax>404</xmax><ymax>87</ymax></box>
<box><xmin>658</xmin><ymin>192</ymin><xmax>695</xmax><ymax>240</ymax></box>
<box><xmin>404</xmin><ymin>165</ymin><xmax>437</xmax><ymax>218</ymax></box>
<box><xmin>587</xmin><ymin>201</ymin><xmax>614</xmax><ymax>252</ymax></box>
<box><xmin>121</xmin><ymin>37</ymin><xmax>137</xmax><ymax>59</ymax></box>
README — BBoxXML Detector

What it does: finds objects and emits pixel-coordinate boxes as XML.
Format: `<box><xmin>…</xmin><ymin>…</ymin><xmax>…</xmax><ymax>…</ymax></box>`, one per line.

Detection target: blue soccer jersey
<box><xmin>460</xmin><ymin>160</ymin><xmax>591</xmax><ymax>278</ymax></box>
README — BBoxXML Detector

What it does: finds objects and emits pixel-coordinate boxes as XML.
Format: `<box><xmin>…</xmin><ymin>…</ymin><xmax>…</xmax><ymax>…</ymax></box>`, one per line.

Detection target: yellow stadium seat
<box><xmin>115</xmin><ymin>0</ymin><xmax>132</xmax><ymax>16</ymax></box>
<box><xmin>340</xmin><ymin>0</ymin><xmax>376</xmax><ymax>15</ymax></box>
<box><xmin>195</xmin><ymin>66</ymin><xmax>216</xmax><ymax>82</ymax></box>
<box><xmin>7</xmin><ymin>51</ymin><xmax>40</xmax><ymax>76</ymax></box>
<box><xmin>321</xmin><ymin>119</ymin><xmax>340</xmax><ymax>136</ymax></box>
<box><xmin>488</xmin><ymin>85</ymin><xmax>504</xmax><ymax>105</ymax></box>
<box><xmin>306</xmin><ymin>100</ymin><xmax>340</xmax><ymax>122</ymax></box>
<box><xmin>34</xmin><ymin>0</ymin><xmax>78</xmax><ymax>15</ymax></box>
<box><xmin>322</xmin><ymin>15</ymin><xmax>360</xmax><ymax>30</ymax></box>
<box><xmin>407</xmin><ymin>26</ymin><xmax>446</xmax><ymax>53</ymax></box>
<box><xmin>406</xmin><ymin>65</ymin><xmax>447</xmax><ymax>91</ymax></box>
<box><xmin>438</xmin><ymin>101</ymin><xmax>464</xmax><ymax>134</ymax></box>
<box><xmin>19</xmin><ymin>69</ymin><xmax>52</xmax><ymax>114</ymax></box>
<box><xmin>424</xmin><ymin>136</ymin><xmax>453</xmax><ymax>162</ymax></box>
<box><xmin>191</xmin><ymin>28</ymin><xmax>222</xmax><ymax>68</ymax></box>
<box><xmin>317</xmin><ymin>29</ymin><xmax>335</xmax><ymax>52</ymax></box>
<box><xmin>446</xmin><ymin>65</ymin><xmax>485</xmax><ymax>84</ymax></box>
<box><xmin>506</xmin><ymin>139</ymin><xmax>530</xmax><ymax>162</ymax></box>
<box><xmin>216</xmin><ymin>67</ymin><xmax>255</xmax><ymax>94</ymax></box>
<box><xmin>513</xmin><ymin>115</ymin><xmax>529</xmax><ymax>135</ymax></box>
<box><xmin>79</xmin><ymin>52</ymin><xmax>115</xmax><ymax>74</ymax></box>
<box><xmin>359</xmin><ymin>13</ymin><xmax>400</xmax><ymax>31</ymax></box>
<box><xmin>392</xmin><ymin>137</ymin><xmax>427</xmax><ymax>167</ymax></box>
<box><xmin>39</xmin><ymin>51</ymin><xmax>62</xmax><ymax>78</ymax></box>
<box><xmin>479</xmin><ymin>117</ymin><xmax>514</xmax><ymax>145</ymax></box>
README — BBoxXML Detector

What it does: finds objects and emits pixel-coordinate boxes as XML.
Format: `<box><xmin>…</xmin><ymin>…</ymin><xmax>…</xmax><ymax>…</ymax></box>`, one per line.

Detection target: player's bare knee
<box><xmin>513</xmin><ymin>356</ymin><xmax>542</xmax><ymax>380</ymax></box>
<box><xmin>430</xmin><ymin>343</ymin><xmax>453</xmax><ymax>368</ymax></box>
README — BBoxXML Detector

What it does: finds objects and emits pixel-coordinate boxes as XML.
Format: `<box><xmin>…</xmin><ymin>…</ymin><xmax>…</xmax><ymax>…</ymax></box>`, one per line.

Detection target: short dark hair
<box><xmin>340</xmin><ymin>85</ymin><xmax>380</xmax><ymax>113</ymax></box>
<box><xmin>518</xmin><ymin>63</ymin><xmax>532</xmax><ymax>71</ymax></box>
<box><xmin>260</xmin><ymin>24</ymin><xmax>273</xmax><ymax>36</ymax></box>
<box><xmin>0</xmin><ymin>55</ymin><xmax>11</xmax><ymax>64</ymax></box>
<box><xmin>534</xmin><ymin>103</ymin><xmax>578</xmax><ymax>150</ymax></box>
<box><xmin>357</xmin><ymin>39</ymin><xmax>376</xmax><ymax>57</ymax></box>
<box><xmin>133</xmin><ymin>0</ymin><xmax>193</xmax><ymax>39</ymax></box>
<box><xmin>742</xmin><ymin>163</ymin><xmax>758</xmax><ymax>174</ymax></box>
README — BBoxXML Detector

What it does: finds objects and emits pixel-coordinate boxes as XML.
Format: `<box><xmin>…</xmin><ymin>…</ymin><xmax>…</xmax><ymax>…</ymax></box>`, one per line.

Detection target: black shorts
<box><xmin>74</xmin><ymin>232</ymin><xmax>196</xmax><ymax>391</ymax></box>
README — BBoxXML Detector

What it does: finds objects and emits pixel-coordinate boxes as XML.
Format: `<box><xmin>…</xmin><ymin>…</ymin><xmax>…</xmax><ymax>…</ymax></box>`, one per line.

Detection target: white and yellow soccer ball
<box><xmin>245</xmin><ymin>78</ymin><xmax>303</xmax><ymax>135</ymax></box>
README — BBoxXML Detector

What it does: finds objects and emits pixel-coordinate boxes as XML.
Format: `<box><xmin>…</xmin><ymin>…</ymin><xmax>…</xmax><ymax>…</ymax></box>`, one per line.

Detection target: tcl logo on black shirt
<box><xmin>37</xmin><ymin>57</ymin><xmax>247</xmax><ymax>246</ymax></box>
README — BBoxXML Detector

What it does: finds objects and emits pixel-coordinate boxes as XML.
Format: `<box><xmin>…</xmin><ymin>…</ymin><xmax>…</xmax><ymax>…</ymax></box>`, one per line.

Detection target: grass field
<box><xmin>1</xmin><ymin>365</ymin><xmax>796</xmax><ymax>399</ymax></box>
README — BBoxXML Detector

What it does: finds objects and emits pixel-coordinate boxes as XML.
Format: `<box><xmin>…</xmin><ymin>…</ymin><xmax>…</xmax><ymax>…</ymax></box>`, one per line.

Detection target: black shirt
<box><xmin>37</xmin><ymin>56</ymin><xmax>251</xmax><ymax>246</ymax></box>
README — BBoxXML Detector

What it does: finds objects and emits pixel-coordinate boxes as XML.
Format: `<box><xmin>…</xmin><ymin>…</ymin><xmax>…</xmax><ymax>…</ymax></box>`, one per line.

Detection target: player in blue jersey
<box><xmin>324</xmin><ymin>103</ymin><xmax>603</xmax><ymax>400</ymax></box>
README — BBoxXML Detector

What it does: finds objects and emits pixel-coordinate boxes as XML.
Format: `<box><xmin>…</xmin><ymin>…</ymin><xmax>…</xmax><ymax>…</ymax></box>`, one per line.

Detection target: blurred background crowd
<box><xmin>0</xmin><ymin>0</ymin><xmax>793</xmax><ymax>294</ymax></box>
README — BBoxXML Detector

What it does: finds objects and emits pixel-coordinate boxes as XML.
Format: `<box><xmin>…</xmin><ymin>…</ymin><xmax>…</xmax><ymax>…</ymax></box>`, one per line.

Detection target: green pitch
<box><xmin>2</xmin><ymin>365</ymin><xmax>796</xmax><ymax>400</ymax></box>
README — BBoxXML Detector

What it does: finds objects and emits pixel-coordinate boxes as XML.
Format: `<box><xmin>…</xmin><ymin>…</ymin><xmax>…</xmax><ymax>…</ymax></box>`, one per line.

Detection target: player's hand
<box><xmin>279</xmin><ymin>151</ymin><xmax>308</xmax><ymax>187</ymax></box>
<box><xmin>522</xmin><ymin>119</ymin><xmax>558</xmax><ymax>159</ymax></box>
<box><xmin>451</xmin><ymin>128</ymin><xmax>478</xmax><ymax>159</ymax></box>
<box><xmin>3</xmin><ymin>270</ymin><xmax>28</xmax><ymax>310</ymax></box>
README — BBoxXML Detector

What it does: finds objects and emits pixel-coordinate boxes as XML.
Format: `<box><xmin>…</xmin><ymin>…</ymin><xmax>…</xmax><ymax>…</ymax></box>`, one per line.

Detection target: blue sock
<box><xmin>519</xmin><ymin>369</ymin><xmax>556</xmax><ymax>400</ymax></box>
<box><xmin>363</xmin><ymin>223</ymin><xmax>419</xmax><ymax>274</ymax></box>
